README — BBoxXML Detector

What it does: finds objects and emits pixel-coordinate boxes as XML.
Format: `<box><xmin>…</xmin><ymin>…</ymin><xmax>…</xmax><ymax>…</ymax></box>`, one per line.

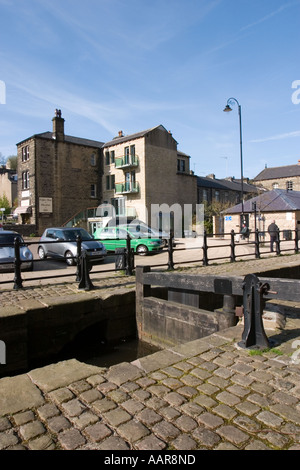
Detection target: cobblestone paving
<box><xmin>0</xmin><ymin>254</ymin><xmax>300</xmax><ymax>451</ymax></box>
<box><xmin>0</xmin><ymin>327</ymin><xmax>300</xmax><ymax>451</ymax></box>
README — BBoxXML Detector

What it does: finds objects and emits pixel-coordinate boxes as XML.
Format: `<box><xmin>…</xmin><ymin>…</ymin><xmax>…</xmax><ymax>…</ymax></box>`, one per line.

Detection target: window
<box><xmin>90</xmin><ymin>154</ymin><xmax>96</xmax><ymax>166</ymax></box>
<box><xmin>177</xmin><ymin>159</ymin><xmax>185</xmax><ymax>172</ymax></box>
<box><xmin>130</xmin><ymin>145</ymin><xmax>135</xmax><ymax>157</ymax></box>
<box><xmin>91</xmin><ymin>184</ymin><xmax>97</xmax><ymax>198</ymax></box>
<box><xmin>106</xmin><ymin>175</ymin><xmax>115</xmax><ymax>191</ymax></box>
<box><xmin>215</xmin><ymin>190</ymin><xmax>220</xmax><ymax>202</ymax></box>
<box><xmin>110</xmin><ymin>151</ymin><xmax>115</xmax><ymax>164</ymax></box>
<box><xmin>287</xmin><ymin>180</ymin><xmax>293</xmax><ymax>191</ymax></box>
<box><xmin>22</xmin><ymin>146</ymin><xmax>29</xmax><ymax>162</ymax></box>
<box><xmin>22</xmin><ymin>170</ymin><xmax>29</xmax><ymax>189</ymax></box>
<box><xmin>106</xmin><ymin>175</ymin><xmax>110</xmax><ymax>190</ymax></box>
<box><xmin>105</xmin><ymin>151</ymin><xmax>110</xmax><ymax>165</ymax></box>
<box><xmin>272</xmin><ymin>182</ymin><xmax>279</xmax><ymax>189</ymax></box>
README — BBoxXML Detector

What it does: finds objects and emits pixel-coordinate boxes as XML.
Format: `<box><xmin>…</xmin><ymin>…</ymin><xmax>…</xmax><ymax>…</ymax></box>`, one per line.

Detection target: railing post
<box><xmin>167</xmin><ymin>232</ymin><xmax>174</xmax><ymax>270</ymax></box>
<box><xmin>126</xmin><ymin>234</ymin><xmax>134</xmax><ymax>276</ymax></box>
<box><xmin>202</xmin><ymin>230</ymin><xmax>208</xmax><ymax>266</ymax></box>
<box><xmin>13</xmin><ymin>237</ymin><xmax>23</xmax><ymax>290</ymax></box>
<box><xmin>76</xmin><ymin>235</ymin><xmax>82</xmax><ymax>281</ymax></box>
<box><xmin>275</xmin><ymin>228</ymin><xmax>280</xmax><ymax>255</ymax></box>
<box><xmin>230</xmin><ymin>230</ymin><xmax>236</xmax><ymax>263</ymax></box>
<box><xmin>295</xmin><ymin>229</ymin><xmax>299</xmax><ymax>254</ymax></box>
<box><xmin>255</xmin><ymin>228</ymin><xmax>260</xmax><ymax>259</ymax></box>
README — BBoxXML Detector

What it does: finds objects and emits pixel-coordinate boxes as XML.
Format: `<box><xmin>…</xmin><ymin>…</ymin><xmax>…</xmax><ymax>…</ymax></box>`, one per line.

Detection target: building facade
<box><xmin>0</xmin><ymin>165</ymin><xmax>17</xmax><ymax>207</ymax></box>
<box><xmin>16</xmin><ymin>110</ymin><xmax>103</xmax><ymax>235</ymax></box>
<box><xmin>102</xmin><ymin>125</ymin><xmax>197</xmax><ymax>232</ymax></box>
<box><xmin>222</xmin><ymin>189</ymin><xmax>300</xmax><ymax>239</ymax></box>
<box><xmin>253</xmin><ymin>161</ymin><xmax>300</xmax><ymax>192</ymax></box>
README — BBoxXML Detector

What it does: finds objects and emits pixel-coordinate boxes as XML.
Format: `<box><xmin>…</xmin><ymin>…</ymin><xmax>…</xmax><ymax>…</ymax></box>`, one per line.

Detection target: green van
<box><xmin>93</xmin><ymin>226</ymin><xmax>163</xmax><ymax>255</ymax></box>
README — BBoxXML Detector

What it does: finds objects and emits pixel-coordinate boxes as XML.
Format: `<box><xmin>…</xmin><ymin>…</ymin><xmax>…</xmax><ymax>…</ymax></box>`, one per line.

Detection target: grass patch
<box><xmin>249</xmin><ymin>347</ymin><xmax>283</xmax><ymax>356</ymax></box>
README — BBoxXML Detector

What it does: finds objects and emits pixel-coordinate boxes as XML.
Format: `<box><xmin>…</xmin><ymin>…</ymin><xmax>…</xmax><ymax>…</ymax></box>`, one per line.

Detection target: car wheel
<box><xmin>136</xmin><ymin>244</ymin><xmax>148</xmax><ymax>256</ymax></box>
<box><xmin>38</xmin><ymin>246</ymin><xmax>46</xmax><ymax>259</ymax></box>
<box><xmin>65</xmin><ymin>250</ymin><xmax>76</xmax><ymax>266</ymax></box>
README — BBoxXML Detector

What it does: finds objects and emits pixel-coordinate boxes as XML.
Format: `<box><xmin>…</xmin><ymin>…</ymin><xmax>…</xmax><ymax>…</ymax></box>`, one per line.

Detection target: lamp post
<box><xmin>223</xmin><ymin>98</ymin><xmax>244</xmax><ymax>224</ymax></box>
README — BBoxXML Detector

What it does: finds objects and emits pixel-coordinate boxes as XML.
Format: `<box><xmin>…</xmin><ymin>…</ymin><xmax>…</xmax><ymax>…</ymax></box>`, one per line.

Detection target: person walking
<box><xmin>268</xmin><ymin>220</ymin><xmax>279</xmax><ymax>252</ymax></box>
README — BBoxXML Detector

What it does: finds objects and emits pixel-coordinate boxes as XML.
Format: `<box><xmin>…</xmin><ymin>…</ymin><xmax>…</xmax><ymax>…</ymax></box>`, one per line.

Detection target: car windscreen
<box><xmin>0</xmin><ymin>234</ymin><xmax>23</xmax><ymax>245</ymax></box>
<box><xmin>62</xmin><ymin>229</ymin><xmax>93</xmax><ymax>241</ymax></box>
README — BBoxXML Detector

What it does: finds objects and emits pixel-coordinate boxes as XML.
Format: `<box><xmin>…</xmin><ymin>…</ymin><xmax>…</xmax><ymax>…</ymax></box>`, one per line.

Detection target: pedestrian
<box><xmin>241</xmin><ymin>223</ymin><xmax>249</xmax><ymax>240</ymax></box>
<box><xmin>268</xmin><ymin>219</ymin><xmax>279</xmax><ymax>252</ymax></box>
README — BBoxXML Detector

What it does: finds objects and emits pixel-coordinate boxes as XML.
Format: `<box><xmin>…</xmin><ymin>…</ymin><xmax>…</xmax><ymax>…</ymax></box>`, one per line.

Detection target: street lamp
<box><xmin>223</xmin><ymin>98</ymin><xmax>244</xmax><ymax>224</ymax></box>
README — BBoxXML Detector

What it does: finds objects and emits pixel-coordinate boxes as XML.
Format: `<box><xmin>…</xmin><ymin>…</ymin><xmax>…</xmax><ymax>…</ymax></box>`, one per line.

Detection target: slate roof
<box><xmin>225</xmin><ymin>189</ymin><xmax>300</xmax><ymax>214</ymax></box>
<box><xmin>197</xmin><ymin>176</ymin><xmax>259</xmax><ymax>194</ymax></box>
<box><xmin>102</xmin><ymin>125</ymin><xmax>174</xmax><ymax>148</ymax></box>
<box><xmin>254</xmin><ymin>163</ymin><xmax>300</xmax><ymax>181</ymax></box>
<box><xmin>17</xmin><ymin>132</ymin><xmax>104</xmax><ymax>149</ymax></box>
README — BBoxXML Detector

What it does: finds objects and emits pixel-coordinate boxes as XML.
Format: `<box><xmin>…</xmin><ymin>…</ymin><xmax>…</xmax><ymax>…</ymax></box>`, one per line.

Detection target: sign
<box><xmin>225</xmin><ymin>216</ymin><xmax>232</xmax><ymax>221</ymax></box>
<box><xmin>39</xmin><ymin>197</ymin><xmax>53</xmax><ymax>213</ymax></box>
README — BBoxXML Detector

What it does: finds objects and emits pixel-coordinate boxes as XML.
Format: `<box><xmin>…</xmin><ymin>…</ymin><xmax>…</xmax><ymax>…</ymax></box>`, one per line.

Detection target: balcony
<box><xmin>115</xmin><ymin>155</ymin><xmax>139</xmax><ymax>169</ymax></box>
<box><xmin>115</xmin><ymin>182</ymin><xmax>140</xmax><ymax>194</ymax></box>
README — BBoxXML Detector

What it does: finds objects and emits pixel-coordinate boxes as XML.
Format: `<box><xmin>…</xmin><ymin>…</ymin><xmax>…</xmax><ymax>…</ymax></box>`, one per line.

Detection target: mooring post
<box><xmin>238</xmin><ymin>273</ymin><xmax>270</xmax><ymax>349</ymax></box>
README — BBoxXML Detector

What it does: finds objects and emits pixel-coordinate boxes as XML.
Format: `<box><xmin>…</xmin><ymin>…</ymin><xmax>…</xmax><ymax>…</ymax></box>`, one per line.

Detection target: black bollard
<box><xmin>78</xmin><ymin>250</ymin><xmax>94</xmax><ymax>291</ymax></box>
<box><xmin>238</xmin><ymin>274</ymin><xmax>270</xmax><ymax>350</ymax></box>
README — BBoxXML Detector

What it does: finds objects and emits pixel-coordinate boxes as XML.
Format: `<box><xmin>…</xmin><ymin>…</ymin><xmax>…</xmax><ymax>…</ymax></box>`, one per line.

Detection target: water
<box><xmin>29</xmin><ymin>335</ymin><xmax>161</xmax><ymax>371</ymax></box>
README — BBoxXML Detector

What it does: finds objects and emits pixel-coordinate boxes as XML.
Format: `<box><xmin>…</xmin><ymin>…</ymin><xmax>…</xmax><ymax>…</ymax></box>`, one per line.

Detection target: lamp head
<box><xmin>223</xmin><ymin>104</ymin><xmax>232</xmax><ymax>113</ymax></box>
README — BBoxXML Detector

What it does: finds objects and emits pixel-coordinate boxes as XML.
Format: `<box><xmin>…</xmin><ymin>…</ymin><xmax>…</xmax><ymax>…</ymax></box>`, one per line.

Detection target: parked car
<box><xmin>0</xmin><ymin>230</ymin><xmax>33</xmax><ymax>271</ymax></box>
<box><xmin>93</xmin><ymin>226</ymin><xmax>163</xmax><ymax>255</ymax></box>
<box><xmin>125</xmin><ymin>222</ymin><xmax>175</xmax><ymax>247</ymax></box>
<box><xmin>38</xmin><ymin>227</ymin><xmax>107</xmax><ymax>266</ymax></box>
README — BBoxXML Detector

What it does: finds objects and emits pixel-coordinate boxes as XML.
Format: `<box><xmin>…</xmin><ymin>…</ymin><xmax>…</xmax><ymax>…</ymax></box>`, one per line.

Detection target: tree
<box><xmin>0</xmin><ymin>194</ymin><xmax>10</xmax><ymax>215</ymax></box>
<box><xmin>6</xmin><ymin>156</ymin><xmax>17</xmax><ymax>170</ymax></box>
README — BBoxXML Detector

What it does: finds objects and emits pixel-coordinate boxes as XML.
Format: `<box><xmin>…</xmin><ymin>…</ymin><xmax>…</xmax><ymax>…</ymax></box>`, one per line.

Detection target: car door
<box><xmin>97</xmin><ymin>227</ymin><xmax>117</xmax><ymax>252</ymax></box>
<box><xmin>44</xmin><ymin>229</ymin><xmax>57</xmax><ymax>256</ymax></box>
<box><xmin>115</xmin><ymin>228</ymin><xmax>128</xmax><ymax>250</ymax></box>
<box><xmin>53</xmin><ymin>229</ymin><xmax>66</xmax><ymax>257</ymax></box>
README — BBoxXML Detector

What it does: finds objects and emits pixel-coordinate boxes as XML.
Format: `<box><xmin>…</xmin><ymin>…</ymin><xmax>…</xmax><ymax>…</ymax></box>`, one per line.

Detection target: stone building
<box><xmin>253</xmin><ymin>160</ymin><xmax>300</xmax><ymax>192</ymax></box>
<box><xmin>101</xmin><ymin>125</ymin><xmax>197</xmax><ymax>233</ymax></box>
<box><xmin>222</xmin><ymin>188</ymin><xmax>300</xmax><ymax>239</ymax></box>
<box><xmin>197</xmin><ymin>174</ymin><xmax>259</xmax><ymax>206</ymax></box>
<box><xmin>0</xmin><ymin>164</ymin><xmax>17</xmax><ymax>207</ymax></box>
<box><xmin>16</xmin><ymin>110</ymin><xmax>103</xmax><ymax>235</ymax></box>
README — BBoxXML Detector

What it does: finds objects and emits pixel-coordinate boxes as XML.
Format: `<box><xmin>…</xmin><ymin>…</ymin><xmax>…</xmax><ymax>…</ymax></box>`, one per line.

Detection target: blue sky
<box><xmin>0</xmin><ymin>0</ymin><xmax>299</xmax><ymax>179</ymax></box>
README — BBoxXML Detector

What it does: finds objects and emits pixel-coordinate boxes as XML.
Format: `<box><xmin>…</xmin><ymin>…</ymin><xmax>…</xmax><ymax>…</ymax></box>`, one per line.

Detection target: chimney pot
<box><xmin>118</xmin><ymin>130</ymin><xmax>124</xmax><ymax>137</ymax></box>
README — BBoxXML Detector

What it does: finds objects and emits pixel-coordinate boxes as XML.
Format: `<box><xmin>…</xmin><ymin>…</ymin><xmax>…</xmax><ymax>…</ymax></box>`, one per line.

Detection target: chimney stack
<box><xmin>118</xmin><ymin>130</ymin><xmax>124</xmax><ymax>137</ymax></box>
<box><xmin>52</xmin><ymin>109</ymin><xmax>65</xmax><ymax>141</ymax></box>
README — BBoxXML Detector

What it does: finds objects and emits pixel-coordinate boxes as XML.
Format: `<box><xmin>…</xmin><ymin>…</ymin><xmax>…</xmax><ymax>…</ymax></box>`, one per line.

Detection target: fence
<box><xmin>0</xmin><ymin>228</ymin><xmax>299</xmax><ymax>290</ymax></box>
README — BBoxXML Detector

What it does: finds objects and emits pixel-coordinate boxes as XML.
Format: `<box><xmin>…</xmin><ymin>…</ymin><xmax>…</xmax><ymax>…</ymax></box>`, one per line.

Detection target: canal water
<box><xmin>30</xmin><ymin>335</ymin><xmax>161</xmax><ymax>372</ymax></box>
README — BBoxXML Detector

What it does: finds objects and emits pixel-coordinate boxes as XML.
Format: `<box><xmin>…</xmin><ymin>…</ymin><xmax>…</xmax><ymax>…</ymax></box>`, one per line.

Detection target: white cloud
<box><xmin>250</xmin><ymin>130</ymin><xmax>300</xmax><ymax>143</ymax></box>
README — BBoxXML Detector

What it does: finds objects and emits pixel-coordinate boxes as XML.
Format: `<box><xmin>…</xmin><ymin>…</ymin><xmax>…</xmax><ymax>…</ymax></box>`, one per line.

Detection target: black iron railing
<box><xmin>0</xmin><ymin>228</ymin><xmax>298</xmax><ymax>290</ymax></box>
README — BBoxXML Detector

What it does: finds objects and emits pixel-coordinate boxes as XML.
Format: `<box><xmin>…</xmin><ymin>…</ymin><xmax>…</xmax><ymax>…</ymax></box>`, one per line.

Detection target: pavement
<box><xmin>0</xmin><ymin>250</ymin><xmax>300</xmax><ymax>451</ymax></box>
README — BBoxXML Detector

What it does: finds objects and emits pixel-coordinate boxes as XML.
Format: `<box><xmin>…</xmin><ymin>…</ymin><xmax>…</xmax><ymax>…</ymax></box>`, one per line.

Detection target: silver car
<box><xmin>0</xmin><ymin>230</ymin><xmax>34</xmax><ymax>271</ymax></box>
<box><xmin>38</xmin><ymin>227</ymin><xmax>107</xmax><ymax>266</ymax></box>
